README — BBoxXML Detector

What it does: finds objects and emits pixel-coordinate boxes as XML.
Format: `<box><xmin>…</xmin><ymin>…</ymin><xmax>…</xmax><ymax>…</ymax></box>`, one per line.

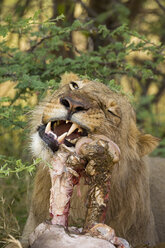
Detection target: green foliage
<box><xmin>0</xmin><ymin>156</ymin><xmax>41</xmax><ymax>178</ymax></box>
<box><xmin>108</xmin><ymin>80</ymin><xmax>121</xmax><ymax>93</ymax></box>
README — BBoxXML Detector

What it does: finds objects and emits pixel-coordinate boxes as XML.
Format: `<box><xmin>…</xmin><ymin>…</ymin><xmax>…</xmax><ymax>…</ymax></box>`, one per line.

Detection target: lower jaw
<box><xmin>38</xmin><ymin>129</ymin><xmax>86</xmax><ymax>153</ymax></box>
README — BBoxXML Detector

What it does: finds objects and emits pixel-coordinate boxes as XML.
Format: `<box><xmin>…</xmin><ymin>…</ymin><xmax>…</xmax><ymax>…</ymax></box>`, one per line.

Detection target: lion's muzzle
<box><xmin>37</xmin><ymin>120</ymin><xmax>88</xmax><ymax>152</ymax></box>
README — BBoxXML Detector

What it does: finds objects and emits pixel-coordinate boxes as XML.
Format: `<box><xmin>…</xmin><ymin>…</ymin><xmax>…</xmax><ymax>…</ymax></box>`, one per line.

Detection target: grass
<box><xmin>0</xmin><ymin>173</ymin><xmax>33</xmax><ymax>247</ymax></box>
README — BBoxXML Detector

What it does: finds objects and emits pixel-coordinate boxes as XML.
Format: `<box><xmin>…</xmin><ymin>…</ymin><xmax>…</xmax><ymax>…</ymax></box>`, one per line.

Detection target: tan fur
<box><xmin>60</xmin><ymin>72</ymin><xmax>80</xmax><ymax>86</ymax></box>
<box><xmin>8</xmin><ymin>73</ymin><xmax>165</xmax><ymax>248</ymax></box>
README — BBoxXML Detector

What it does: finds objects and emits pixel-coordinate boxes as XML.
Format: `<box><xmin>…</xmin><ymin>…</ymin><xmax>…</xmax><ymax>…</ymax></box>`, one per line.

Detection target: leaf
<box><xmin>0</xmin><ymin>25</ymin><xmax>8</xmax><ymax>37</ymax></box>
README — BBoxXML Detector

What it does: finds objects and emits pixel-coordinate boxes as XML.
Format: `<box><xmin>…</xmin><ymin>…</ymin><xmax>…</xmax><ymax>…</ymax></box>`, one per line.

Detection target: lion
<box><xmin>6</xmin><ymin>73</ymin><xmax>165</xmax><ymax>248</ymax></box>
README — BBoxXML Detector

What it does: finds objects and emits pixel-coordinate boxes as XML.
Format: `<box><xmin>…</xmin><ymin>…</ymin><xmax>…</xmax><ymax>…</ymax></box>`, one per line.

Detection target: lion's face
<box><xmin>31</xmin><ymin>73</ymin><xmax>158</xmax><ymax>161</ymax></box>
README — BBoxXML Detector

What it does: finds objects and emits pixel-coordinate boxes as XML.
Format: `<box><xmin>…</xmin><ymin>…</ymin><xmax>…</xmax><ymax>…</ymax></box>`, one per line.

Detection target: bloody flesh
<box><xmin>49</xmin><ymin>135</ymin><xmax>120</xmax><ymax>229</ymax></box>
<box><xmin>49</xmin><ymin>149</ymin><xmax>80</xmax><ymax>226</ymax></box>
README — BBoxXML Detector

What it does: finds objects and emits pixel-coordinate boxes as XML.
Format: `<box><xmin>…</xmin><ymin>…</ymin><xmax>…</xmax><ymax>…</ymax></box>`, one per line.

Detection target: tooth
<box><xmin>45</xmin><ymin>122</ymin><xmax>51</xmax><ymax>133</ymax></box>
<box><xmin>47</xmin><ymin>130</ymin><xmax>57</xmax><ymax>139</ymax></box>
<box><xmin>54</xmin><ymin>122</ymin><xmax>57</xmax><ymax>127</ymax></box>
<box><xmin>67</xmin><ymin>123</ymin><xmax>79</xmax><ymax>136</ymax></box>
<box><xmin>57</xmin><ymin>132</ymin><xmax>68</xmax><ymax>143</ymax></box>
<box><xmin>52</xmin><ymin>132</ymin><xmax>57</xmax><ymax>140</ymax></box>
<box><xmin>57</xmin><ymin>120</ymin><xmax>60</xmax><ymax>126</ymax></box>
<box><xmin>70</xmin><ymin>138</ymin><xmax>77</xmax><ymax>144</ymax></box>
<box><xmin>66</xmin><ymin>120</ymin><xmax>69</xmax><ymax>123</ymax></box>
<box><xmin>78</xmin><ymin>128</ymin><xmax>82</xmax><ymax>133</ymax></box>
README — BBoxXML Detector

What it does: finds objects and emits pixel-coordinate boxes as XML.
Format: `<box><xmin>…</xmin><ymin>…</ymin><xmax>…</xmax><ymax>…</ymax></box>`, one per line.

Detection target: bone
<box><xmin>75</xmin><ymin>137</ymin><xmax>93</xmax><ymax>154</ymax></box>
<box><xmin>75</xmin><ymin>135</ymin><xmax>120</xmax><ymax>163</ymax></box>
<box><xmin>49</xmin><ymin>148</ymin><xmax>81</xmax><ymax>227</ymax></box>
<box><xmin>94</xmin><ymin>135</ymin><xmax>120</xmax><ymax>162</ymax></box>
<box><xmin>28</xmin><ymin>134</ymin><xmax>128</xmax><ymax>248</ymax></box>
<box><xmin>49</xmin><ymin>134</ymin><xmax>120</xmax><ymax>229</ymax></box>
<box><xmin>29</xmin><ymin>223</ymin><xmax>117</xmax><ymax>248</ymax></box>
<box><xmin>74</xmin><ymin>134</ymin><xmax>121</xmax><ymax>230</ymax></box>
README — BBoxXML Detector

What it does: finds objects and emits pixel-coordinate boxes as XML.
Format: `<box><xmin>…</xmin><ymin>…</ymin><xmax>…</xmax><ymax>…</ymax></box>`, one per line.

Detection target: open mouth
<box><xmin>38</xmin><ymin>120</ymin><xmax>88</xmax><ymax>152</ymax></box>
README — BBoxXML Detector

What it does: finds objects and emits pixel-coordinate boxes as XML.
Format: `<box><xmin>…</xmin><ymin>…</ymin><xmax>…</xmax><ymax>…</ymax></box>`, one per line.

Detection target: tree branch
<box><xmin>155</xmin><ymin>0</ymin><xmax>165</xmax><ymax>12</ymax></box>
<box><xmin>27</xmin><ymin>35</ymin><xmax>53</xmax><ymax>52</ymax></box>
<box><xmin>152</xmin><ymin>82</ymin><xmax>165</xmax><ymax>104</ymax></box>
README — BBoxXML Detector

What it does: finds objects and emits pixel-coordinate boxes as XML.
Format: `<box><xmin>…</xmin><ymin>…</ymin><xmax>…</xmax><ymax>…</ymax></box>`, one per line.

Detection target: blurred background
<box><xmin>0</xmin><ymin>0</ymin><xmax>165</xmax><ymax>246</ymax></box>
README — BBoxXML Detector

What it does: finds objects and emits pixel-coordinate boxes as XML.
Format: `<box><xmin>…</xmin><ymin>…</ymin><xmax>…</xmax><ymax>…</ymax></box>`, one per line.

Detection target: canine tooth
<box><xmin>57</xmin><ymin>132</ymin><xmax>68</xmax><ymax>143</ymax></box>
<box><xmin>45</xmin><ymin>122</ymin><xmax>51</xmax><ymax>133</ymax></box>
<box><xmin>57</xmin><ymin>120</ymin><xmax>60</xmax><ymax>126</ymax></box>
<box><xmin>66</xmin><ymin>120</ymin><xmax>69</xmax><ymax>123</ymax></box>
<box><xmin>67</xmin><ymin>123</ymin><xmax>79</xmax><ymax>136</ymax></box>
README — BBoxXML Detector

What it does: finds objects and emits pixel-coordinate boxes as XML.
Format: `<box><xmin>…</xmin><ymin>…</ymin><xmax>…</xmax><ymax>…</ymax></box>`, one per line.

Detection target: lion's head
<box><xmin>31</xmin><ymin>72</ymin><xmax>158</xmax><ymax>163</ymax></box>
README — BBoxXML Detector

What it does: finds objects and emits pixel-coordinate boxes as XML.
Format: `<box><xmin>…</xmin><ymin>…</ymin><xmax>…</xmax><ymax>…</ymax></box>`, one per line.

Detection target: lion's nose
<box><xmin>60</xmin><ymin>96</ymin><xmax>88</xmax><ymax>113</ymax></box>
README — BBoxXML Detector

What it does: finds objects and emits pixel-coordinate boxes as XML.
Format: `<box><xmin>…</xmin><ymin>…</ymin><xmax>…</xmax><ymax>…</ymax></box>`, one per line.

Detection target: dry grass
<box><xmin>0</xmin><ymin>196</ymin><xmax>21</xmax><ymax>247</ymax></box>
<box><xmin>4</xmin><ymin>235</ymin><xmax>22</xmax><ymax>248</ymax></box>
<box><xmin>0</xmin><ymin>173</ymin><xmax>33</xmax><ymax>248</ymax></box>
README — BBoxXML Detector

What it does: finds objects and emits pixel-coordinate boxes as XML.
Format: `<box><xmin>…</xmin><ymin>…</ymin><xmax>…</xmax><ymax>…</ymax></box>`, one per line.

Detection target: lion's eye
<box><xmin>70</xmin><ymin>81</ymin><xmax>79</xmax><ymax>90</ymax></box>
<box><xmin>107</xmin><ymin>100</ymin><xmax>121</xmax><ymax>120</ymax></box>
<box><xmin>108</xmin><ymin>109</ymin><xmax>120</xmax><ymax>118</ymax></box>
<box><xmin>69</xmin><ymin>81</ymin><xmax>84</xmax><ymax>90</ymax></box>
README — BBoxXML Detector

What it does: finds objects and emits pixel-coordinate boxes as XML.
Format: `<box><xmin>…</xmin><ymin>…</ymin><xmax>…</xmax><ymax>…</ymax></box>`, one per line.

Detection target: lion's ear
<box><xmin>60</xmin><ymin>72</ymin><xmax>79</xmax><ymax>86</ymax></box>
<box><xmin>137</xmin><ymin>133</ymin><xmax>160</xmax><ymax>156</ymax></box>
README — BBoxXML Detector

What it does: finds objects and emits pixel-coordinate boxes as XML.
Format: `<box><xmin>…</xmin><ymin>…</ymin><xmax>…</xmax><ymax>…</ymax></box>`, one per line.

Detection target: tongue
<box><xmin>54</xmin><ymin>122</ymin><xmax>72</xmax><ymax>137</ymax></box>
